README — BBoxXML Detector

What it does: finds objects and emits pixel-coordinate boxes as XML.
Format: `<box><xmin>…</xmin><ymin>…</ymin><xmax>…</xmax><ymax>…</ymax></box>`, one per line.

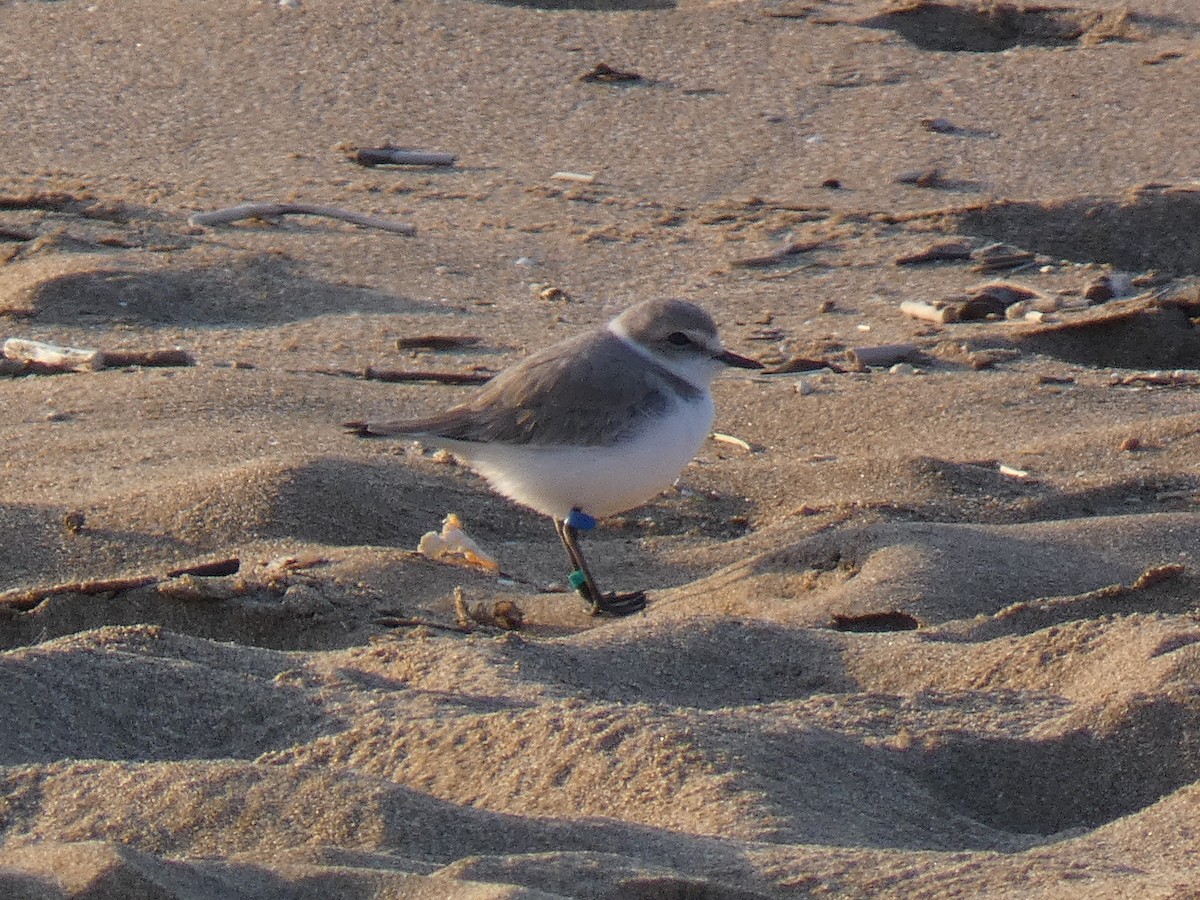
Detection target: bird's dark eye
<box><xmin>666</xmin><ymin>331</ymin><xmax>691</xmax><ymax>346</ymax></box>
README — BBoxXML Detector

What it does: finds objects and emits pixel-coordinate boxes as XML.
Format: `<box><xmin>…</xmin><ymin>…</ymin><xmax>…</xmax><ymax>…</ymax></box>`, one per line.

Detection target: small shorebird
<box><xmin>345</xmin><ymin>298</ymin><xmax>762</xmax><ymax>616</ymax></box>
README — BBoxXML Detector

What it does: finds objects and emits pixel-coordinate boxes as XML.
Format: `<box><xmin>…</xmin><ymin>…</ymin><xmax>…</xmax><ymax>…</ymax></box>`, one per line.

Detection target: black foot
<box><xmin>590</xmin><ymin>590</ymin><xmax>648</xmax><ymax>617</ymax></box>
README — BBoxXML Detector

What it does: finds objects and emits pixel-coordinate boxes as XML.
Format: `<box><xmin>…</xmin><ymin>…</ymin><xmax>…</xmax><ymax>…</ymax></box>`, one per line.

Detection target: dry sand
<box><xmin>3</xmin><ymin>0</ymin><xmax>1200</xmax><ymax>895</ymax></box>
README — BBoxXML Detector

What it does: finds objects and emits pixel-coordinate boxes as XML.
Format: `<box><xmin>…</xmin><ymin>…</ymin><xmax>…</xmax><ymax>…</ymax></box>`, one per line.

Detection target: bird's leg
<box><xmin>554</xmin><ymin>518</ymin><xmax>601</xmax><ymax>606</ymax></box>
<box><xmin>555</xmin><ymin>514</ymin><xmax>647</xmax><ymax>617</ymax></box>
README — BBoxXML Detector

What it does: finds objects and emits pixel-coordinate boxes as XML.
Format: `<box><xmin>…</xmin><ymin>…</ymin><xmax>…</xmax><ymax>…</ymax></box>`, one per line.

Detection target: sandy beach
<box><xmin>3</xmin><ymin>0</ymin><xmax>1200</xmax><ymax>895</ymax></box>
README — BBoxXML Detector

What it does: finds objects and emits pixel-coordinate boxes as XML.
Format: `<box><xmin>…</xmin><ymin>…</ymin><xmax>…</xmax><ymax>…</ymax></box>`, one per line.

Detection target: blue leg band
<box><xmin>566</xmin><ymin>508</ymin><xmax>597</xmax><ymax>531</ymax></box>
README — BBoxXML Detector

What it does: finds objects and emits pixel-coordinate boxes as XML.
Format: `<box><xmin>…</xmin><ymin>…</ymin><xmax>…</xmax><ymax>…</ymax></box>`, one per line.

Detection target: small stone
<box><xmin>538</xmin><ymin>285</ymin><xmax>569</xmax><ymax>302</ymax></box>
<box><xmin>491</xmin><ymin>600</ymin><xmax>524</xmax><ymax>630</ymax></box>
<box><xmin>920</xmin><ymin>117</ymin><xmax>958</xmax><ymax>134</ymax></box>
<box><xmin>968</xmin><ymin>348</ymin><xmax>1021</xmax><ymax>370</ymax></box>
<box><xmin>282</xmin><ymin>584</ymin><xmax>332</xmax><ymax>616</ymax></box>
<box><xmin>1084</xmin><ymin>275</ymin><xmax>1115</xmax><ymax>303</ymax></box>
<box><xmin>896</xmin><ymin>167</ymin><xmax>942</xmax><ymax>188</ymax></box>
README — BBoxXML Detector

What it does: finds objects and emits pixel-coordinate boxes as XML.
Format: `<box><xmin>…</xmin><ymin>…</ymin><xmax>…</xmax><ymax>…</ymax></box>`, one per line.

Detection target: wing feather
<box><xmin>352</xmin><ymin>330</ymin><xmax>687</xmax><ymax>447</ymax></box>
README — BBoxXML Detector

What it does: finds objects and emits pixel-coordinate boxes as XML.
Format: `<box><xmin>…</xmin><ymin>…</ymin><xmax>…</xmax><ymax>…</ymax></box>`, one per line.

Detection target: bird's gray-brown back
<box><xmin>363</xmin><ymin>327</ymin><xmax>702</xmax><ymax>448</ymax></box>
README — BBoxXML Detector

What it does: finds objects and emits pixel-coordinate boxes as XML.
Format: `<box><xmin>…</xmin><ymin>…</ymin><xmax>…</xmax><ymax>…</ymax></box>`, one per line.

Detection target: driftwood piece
<box><xmin>353</xmin><ymin>148</ymin><xmax>458</xmax><ymax>167</ymax></box>
<box><xmin>2</xmin><ymin>338</ymin><xmax>104</xmax><ymax>372</ymax></box>
<box><xmin>846</xmin><ymin>342</ymin><xmax>918</xmax><ymax>368</ymax></box>
<box><xmin>972</xmin><ymin>242</ymin><xmax>1036</xmax><ymax>273</ymax></box>
<box><xmin>550</xmin><ymin>171</ymin><xmax>597</xmax><ymax>184</ymax></box>
<box><xmin>100</xmin><ymin>349</ymin><xmax>193</xmax><ymax>368</ymax></box>
<box><xmin>2</xmin><ymin>339</ymin><xmax>193</xmax><ymax>374</ymax></box>
<box><xmin>900</xmin><ymin>300</ymin><xmax>959</xmax><ymax>324</ymax></box>
<box><xmin>764</xmin><ymin>355</ymin><xmax>832</xmax><ymax>375</ymax></box>
<box><xmin>894</xmin><ymin>241</ymin><xmax>974</xmax><ymax>266</ymax></box>
<box><xmin>188</xmin><ymin>203</ymin><xmax>416</xmax><ymax>236</ymax></box>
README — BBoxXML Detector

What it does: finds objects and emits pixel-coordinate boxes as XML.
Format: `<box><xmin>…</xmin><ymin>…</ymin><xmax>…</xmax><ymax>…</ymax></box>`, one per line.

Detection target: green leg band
<box><xmin>568</xmin><ymin>570</ymin><xmax>589</xmax><ymax>594</ymax></box>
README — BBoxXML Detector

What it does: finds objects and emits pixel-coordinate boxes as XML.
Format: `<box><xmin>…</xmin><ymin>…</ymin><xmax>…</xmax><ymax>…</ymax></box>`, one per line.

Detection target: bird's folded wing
<box><xmin>349</xmin><ymin>330</ymin><xmax>682</xmax><ymax>448</ymax></box>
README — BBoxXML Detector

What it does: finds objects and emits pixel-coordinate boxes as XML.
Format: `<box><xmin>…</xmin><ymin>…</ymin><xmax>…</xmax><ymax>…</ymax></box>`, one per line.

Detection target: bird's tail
<box><xmin>343</xmin><ymin>411</ymin><xmax>467</xmax><ymax>439</ymax></box>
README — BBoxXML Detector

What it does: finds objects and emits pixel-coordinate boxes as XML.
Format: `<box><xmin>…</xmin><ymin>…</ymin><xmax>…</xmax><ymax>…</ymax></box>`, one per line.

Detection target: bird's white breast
<box><xmin>458</xmin><ymin>392</ymin><xmax>715</xmax><ymax>521</ymax></box>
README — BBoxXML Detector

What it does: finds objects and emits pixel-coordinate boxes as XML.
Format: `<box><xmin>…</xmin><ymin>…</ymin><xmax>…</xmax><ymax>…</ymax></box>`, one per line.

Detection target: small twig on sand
<box><xmin>376</xmin><ymin>589</ymin><xmax>523</xmax><ymax>635</ymax></box>
<box><xmin>1</xmin><ymin>575</ymin><xmax>160</xmax><ymax>611</ymax></box>
<box><xmin>98</xmin><ymin>349</ymin><xmax>194</xmax><ymax>368</ymax></box>
<box><xmin>295</xmin><ymin>365</ymin><xmax>493</xmax><ymax>385</ymax></box>
<box><xmin>365</xmin><ymin>366</ymin><xmax>492</xmax><ymax>384</ymax></box>
<box><xmin>374</xmin><ymin>615</ymin><xmax>475</xmax><ymax>635</ymax></box>
<box><xmin>731</xmin><ymin>239</ymin><xmax>826</xmax><ymax>269</ymax></box>
<box><xmin>188</xmin><ymin>203</ymin><xmax>416</xmax><ymax>236</ymax></box>
<box><xmin>894</xmin><ymin>241</ymin><xmax>974</xmax><ymax>266</ymax></box>
<box><xmin>711</xmin><ymin>432</ymin><xmax>754</xmax><ymax>452</ymax></box>
<box><xmin>166</xmin><ymin>557</ymin><xmax>241</xmax><ymax>578</ymax></box>
<box><xmin>0</xmin><ymin>557</ymin><xmax>242</xmax><ymax>612</ymax></box>
<box><xmin>353</xmin><ymin>147</ymin><xmax>457</xmax><ymax>167</ymax></box>
<box><xmin>453</xmin><ymin>586</ymin><xmax>473</xmax><ymax>630</ymax></box>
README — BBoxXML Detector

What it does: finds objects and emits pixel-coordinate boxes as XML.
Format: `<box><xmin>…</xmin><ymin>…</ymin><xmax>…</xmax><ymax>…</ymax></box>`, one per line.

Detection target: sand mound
<box><xmin>673</xmin><ymin>512</ymin><xmax>1200</xmax><ymax>625</ymax></box>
